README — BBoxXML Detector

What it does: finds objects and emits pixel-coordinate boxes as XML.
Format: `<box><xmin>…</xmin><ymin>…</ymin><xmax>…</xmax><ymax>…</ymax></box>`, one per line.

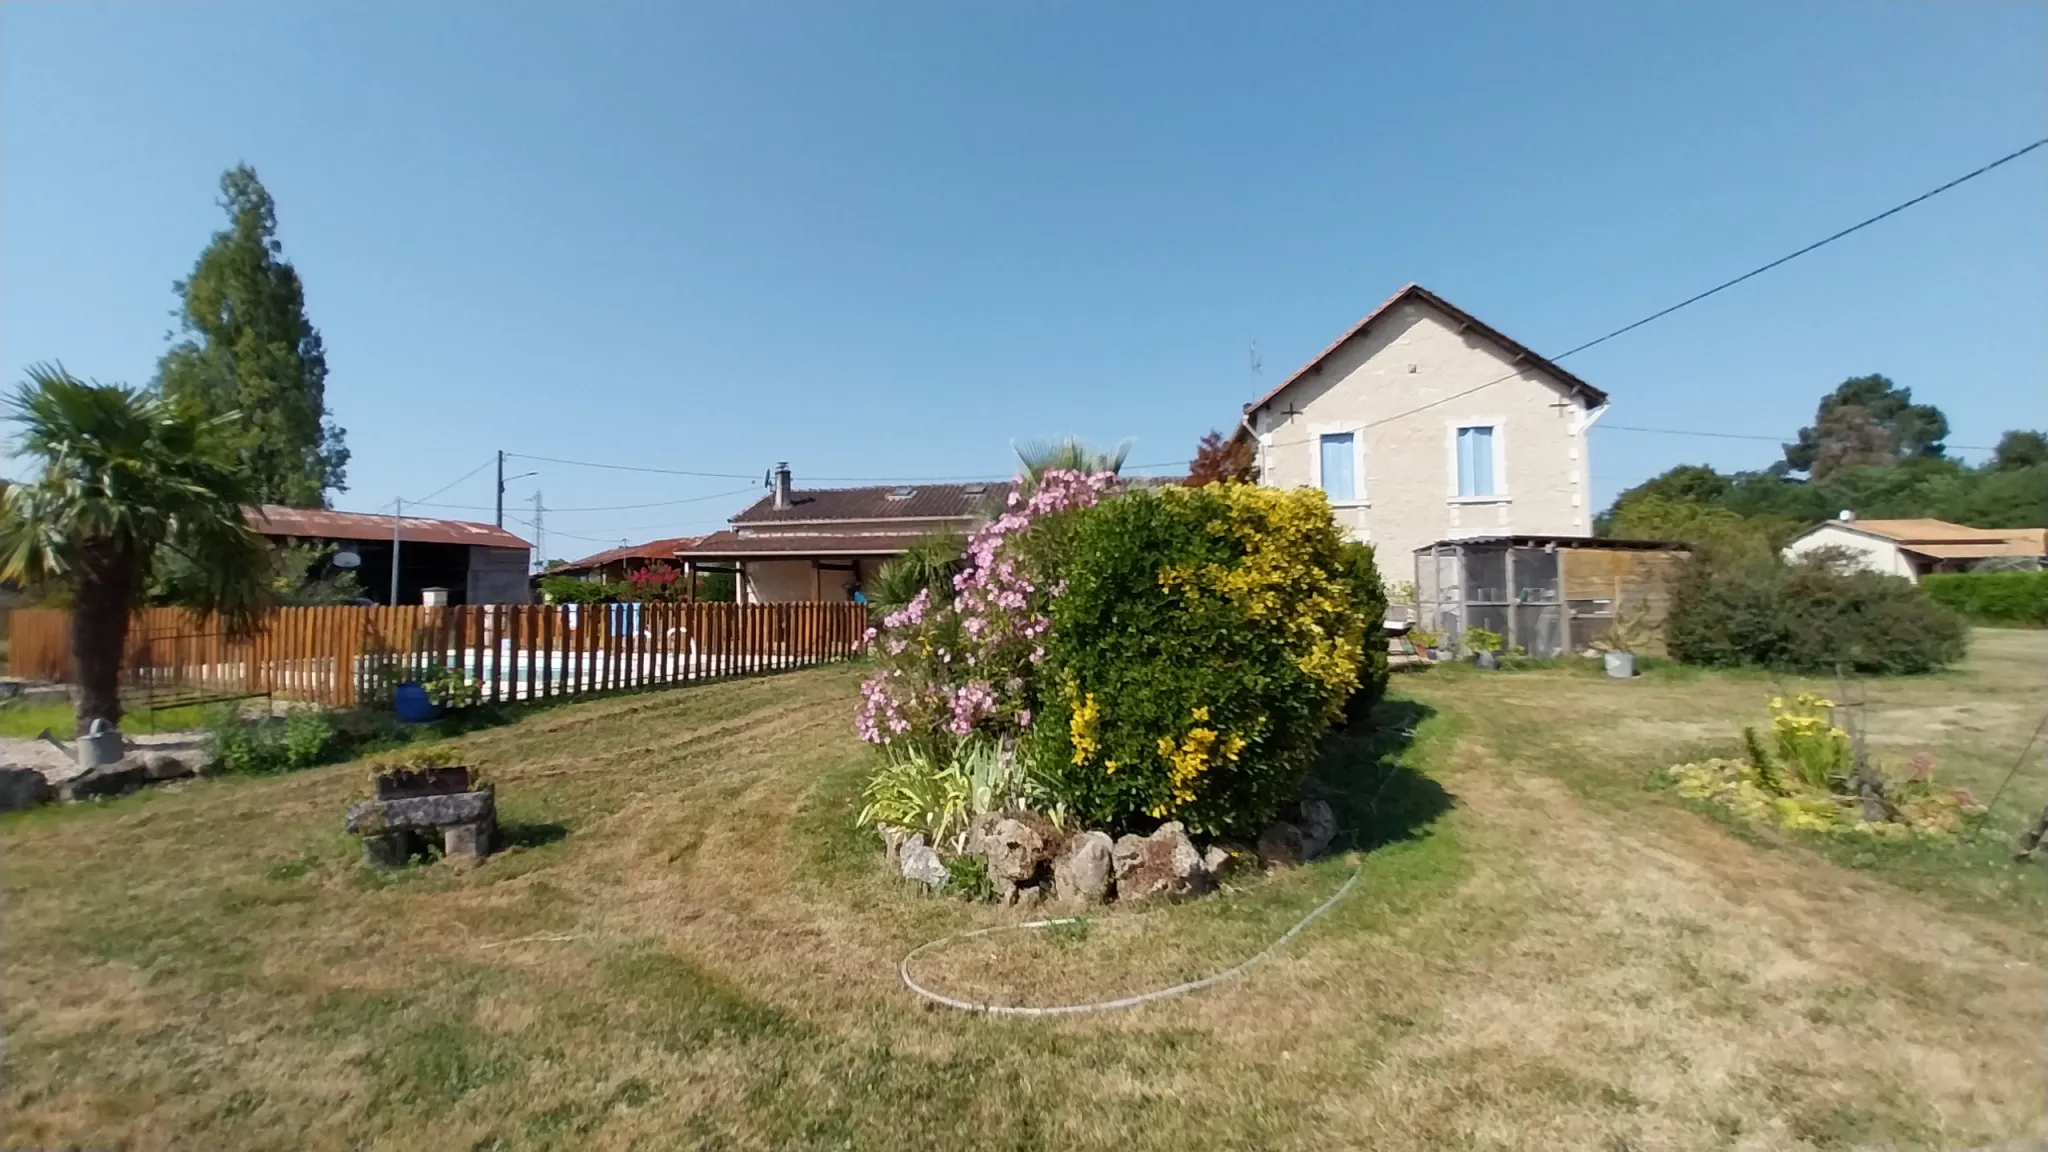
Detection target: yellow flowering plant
<box><xmin>1764</xmin><ymin>691</ymin><xmax>1852</xmax><ymax>790</ymax></box>
<box><xmin>1033</xmin><ymin>483</ymin><xmax>1376</xmax><ymax>835</ymax></box>
<box><xmin>1669</xmin><ymin>695</ymin><xmax>1984</xmax><ymax>838</ymax></box>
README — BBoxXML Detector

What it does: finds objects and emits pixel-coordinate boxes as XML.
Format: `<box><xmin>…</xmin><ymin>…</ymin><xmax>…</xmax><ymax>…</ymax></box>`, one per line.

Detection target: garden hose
<box><xmin>898</xmin><ymin>857</ymin><xmax>1364</xmax><ymax>1017</ymax></box>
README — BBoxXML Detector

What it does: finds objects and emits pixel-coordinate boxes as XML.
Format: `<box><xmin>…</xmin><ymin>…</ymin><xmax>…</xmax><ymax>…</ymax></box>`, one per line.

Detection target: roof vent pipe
<box><xmin>772</xmin><ymin>462</ymin><xmax>792</xmax><ymax>511</ymax></box>
<box><xmin>1838</xmin><ymin>509</ymin><xmax>1855</xmax><ymax>522</ymax></box>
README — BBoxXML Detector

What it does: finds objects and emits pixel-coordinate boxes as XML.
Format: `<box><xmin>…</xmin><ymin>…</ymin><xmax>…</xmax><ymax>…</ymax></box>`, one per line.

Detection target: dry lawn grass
<box><xmin>3</xmin><ymin>631</ymin><xmax>2045</xmax><ymax>1150</ymax></box>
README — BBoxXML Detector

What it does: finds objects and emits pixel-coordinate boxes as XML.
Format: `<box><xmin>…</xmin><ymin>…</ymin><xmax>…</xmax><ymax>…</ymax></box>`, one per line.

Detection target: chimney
<box><xmin>772</xmin><ymin>462</ymin><xmax>792</xmax><ymax>511</ymax></box>
<box><xmin>1838</xmin><ymin>509</ymin><xmax>1855</xmax><ymax>522</ymax></box>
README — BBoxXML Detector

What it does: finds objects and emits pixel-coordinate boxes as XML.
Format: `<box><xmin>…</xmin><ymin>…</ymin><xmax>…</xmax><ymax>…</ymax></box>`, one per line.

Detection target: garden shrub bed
<box><xmin>853</xmin><ymin>469</ymin><xmax>1386</xmax><ymax>903</ymax></box>
<box><xmin>1922</xmin><ymin>570</ymin><xmax>2048</xmax><ymax>627</ymax></box>
<box><xmin>1667</xmin><ymin>548</ymin><xmax>1968</xmax><ymax>674</ymax></box>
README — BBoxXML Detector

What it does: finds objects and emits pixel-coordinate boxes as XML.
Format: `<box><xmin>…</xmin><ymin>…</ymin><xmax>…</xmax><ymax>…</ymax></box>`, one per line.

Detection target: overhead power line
<box><xmin>502</xmin><ymin>450</ymin><xmax>1193</xmax><ymax>487</ymax></box>
<box><xmin>1595</xmin><ymin>423</ymin><xmax>1996</xmax><ymax>452</ymax></box>
<box><xmin>490</xmin><ymin>139</ymin><xmax>2043</xmax><ymax>500</ymax></box>
<box><xmin>406</xmin><ymin>456</ymin><xmax>498</xmax><ymax>506</ymax></box>
<box><xmin>1257</xmin><ymin>136</ymin><xmax>2048</xmax><ymax>452</ymax></box>
<box><xmin>411</xmin><ymin>485</ymin><xmax>757</xmax><ymax>515</ymax></box>
<box><xmin>1556</xmin><ymin>136</ymin><xmax>2047</xmax><ymax>363</ymax></box>
<box><xmin>502</xmin><ymin>452</ymin><xmax>757</xmax><ymax>481</ymax></box>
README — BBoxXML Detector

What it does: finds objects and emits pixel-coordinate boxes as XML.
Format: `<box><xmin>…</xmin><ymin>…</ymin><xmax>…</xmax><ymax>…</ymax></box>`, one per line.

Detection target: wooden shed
<box><xmin>1413</xmin><ymin>535</ymin><xmax>1689</xmax><ymax>657</ymax></box>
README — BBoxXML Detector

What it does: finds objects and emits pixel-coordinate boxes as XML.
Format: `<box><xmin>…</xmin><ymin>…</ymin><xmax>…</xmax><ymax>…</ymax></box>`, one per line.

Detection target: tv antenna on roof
<box><xmin>1248</xmin><ymin>337</ymin><xmax>1262</xmax><ymax>380</ymax></box>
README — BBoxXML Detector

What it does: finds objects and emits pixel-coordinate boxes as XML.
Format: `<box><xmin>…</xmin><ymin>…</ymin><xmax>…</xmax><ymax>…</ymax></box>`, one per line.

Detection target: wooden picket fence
<box><xmin>5</xmin><ymin>602</ymin><xmax>871</xmax><ymax>709</ymax></box>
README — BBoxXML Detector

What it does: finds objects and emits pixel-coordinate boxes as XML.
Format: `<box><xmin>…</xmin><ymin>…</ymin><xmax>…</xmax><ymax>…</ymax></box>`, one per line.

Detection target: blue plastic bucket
<box><xmin>393</xmin><ymin>681</ymin><xmax>445</xmax><ymax>723</ymax></box>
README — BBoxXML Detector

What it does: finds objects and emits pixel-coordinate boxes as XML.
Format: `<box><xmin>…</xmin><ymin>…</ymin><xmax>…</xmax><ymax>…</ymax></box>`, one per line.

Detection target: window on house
<box><xmin>1456</xmin><ymin>425</ymin><xmax>1496</xmax><ymax>496</ymax></box>
<box><xmin>1319</xmin><ymin>432</ymin><xmax>1357</xmax><ymax>502</ymax></box>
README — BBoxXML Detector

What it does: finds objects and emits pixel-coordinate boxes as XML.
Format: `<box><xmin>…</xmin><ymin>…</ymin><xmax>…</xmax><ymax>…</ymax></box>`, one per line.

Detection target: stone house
<box><xmin>1232</xmin><ymin>283</ymin><xmax>1610</xmax><ymax>585</ymax></box>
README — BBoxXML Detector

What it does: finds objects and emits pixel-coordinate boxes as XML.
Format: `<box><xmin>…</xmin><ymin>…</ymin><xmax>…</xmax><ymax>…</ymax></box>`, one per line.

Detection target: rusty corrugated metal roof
<box><xmin>247</xmin><ymin>505</ymin><xmax>530</xmax><ymax>550</ymax></box>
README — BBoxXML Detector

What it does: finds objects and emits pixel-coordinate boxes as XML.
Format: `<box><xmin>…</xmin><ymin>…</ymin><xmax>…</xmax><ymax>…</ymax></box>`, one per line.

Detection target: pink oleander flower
<box><xmin>948</xmin><ymin>680</ymin><xmax>998</xmax><ymax>736</ymax></box>
<box><xmin>860</xmin><ymin>469</ymin><xmax>1116</xmax><ymax>748</ymax></box>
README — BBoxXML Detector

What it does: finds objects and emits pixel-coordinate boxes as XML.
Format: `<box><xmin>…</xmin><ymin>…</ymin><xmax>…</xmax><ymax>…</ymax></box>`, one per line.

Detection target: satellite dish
<box><xmin>332</xmin><ymin>550</ymin><xmax>362</xmax><ymax>570</ymax></box>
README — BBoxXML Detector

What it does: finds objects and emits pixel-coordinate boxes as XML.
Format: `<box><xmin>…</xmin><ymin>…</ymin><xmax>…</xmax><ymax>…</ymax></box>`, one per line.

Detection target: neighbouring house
<box><xmin>546</xmin><ymin>536</ymin><xmax>704</xmax><ymax>583</ymax></box>
<box><xmin>1782</xmin><ymin>516</ymin><xmax>2048</xmax><ymax>583</ymax></box>
<box><xmin>675</xmin><ymin>464</ymin><xmax>1010</xmax><ymax>603</ymax></box>
<box><xmin>1414</xmin><ymin>534</ymin><xmax>1689</xmax><ymax>657</ymax></box>
<box><xmin>1232</xmin><ymin>283</ymin><xmax>1609</xmax><ymax>588</ymax></box>
<box><xmin>247</xmin><ymin>505</ymin><xmax>532</xmax><ymax>605</ymax></box>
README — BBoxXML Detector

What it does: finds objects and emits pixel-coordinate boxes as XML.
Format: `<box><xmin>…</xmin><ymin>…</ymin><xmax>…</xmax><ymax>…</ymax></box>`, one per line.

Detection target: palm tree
<box><xmin>0</xmin><ymin>365</ymin><xmax>272</xmax><ymax>732</ymax></box>
<box><xmin>1013</xmin><ymin>437</ymin><xmax>1130</xmax><ymax>487</ymax></box>
<box><xmin>867</xmin><ymin>530</ymin><xmax>963</xmax><ymax>618</ymax></box>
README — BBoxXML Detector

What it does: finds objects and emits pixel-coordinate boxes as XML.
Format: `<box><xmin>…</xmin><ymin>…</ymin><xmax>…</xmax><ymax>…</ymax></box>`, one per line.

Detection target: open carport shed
<box><xmin>1415</xmin><ymin>535</ymin><xmax>1688</xmax><ymax>657</ymax></box>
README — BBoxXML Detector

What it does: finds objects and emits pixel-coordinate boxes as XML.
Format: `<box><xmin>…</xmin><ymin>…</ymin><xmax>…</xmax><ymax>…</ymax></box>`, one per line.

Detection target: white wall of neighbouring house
<box><xmin>741</xmin><ymin>559</ymin><xmax>871</xmax><ymax>603</ymax></box>
<box><xmin>1253</xmin><ymin>301</ymin><xmax>1598</xmax><ymax>582</ymax></box>
<box><xmin>1782</xmin><ymin>524</ymin><xmax>1918</xmax><ymax>582</ymax></box>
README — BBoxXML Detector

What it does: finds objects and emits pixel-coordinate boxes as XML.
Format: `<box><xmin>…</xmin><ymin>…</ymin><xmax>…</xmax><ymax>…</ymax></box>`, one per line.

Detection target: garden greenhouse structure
<box><xmin>1413</xmin><ymin>535</ymin><xmax>1689</xmax><ymax>658</ymax></box>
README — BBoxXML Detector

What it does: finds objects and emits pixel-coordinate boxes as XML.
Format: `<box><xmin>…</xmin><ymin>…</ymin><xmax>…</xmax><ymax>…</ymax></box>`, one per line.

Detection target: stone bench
<box><xmin>345</xmin><ymin>765</ymin><xmax>496</xmax><ymax>866</ymax></box>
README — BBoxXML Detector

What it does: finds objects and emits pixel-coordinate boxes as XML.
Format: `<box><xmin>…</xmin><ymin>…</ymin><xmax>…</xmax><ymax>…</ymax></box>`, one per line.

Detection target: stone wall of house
<box><xmin>1253</xmin><ymin>301</ymin><xmax>1598</xmax><ymax>584</ymax></box>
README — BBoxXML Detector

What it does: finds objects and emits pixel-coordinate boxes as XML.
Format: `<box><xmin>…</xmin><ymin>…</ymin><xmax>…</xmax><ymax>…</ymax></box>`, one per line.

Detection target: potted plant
<box><xmin>1408</xmin><ymin>627</ymin><xmax>1439</xmax><ymax>661</ymax></box>
<box><xmin>1463</xmin><ymin>626</ymin><xmax>1504</xmax><ymax>670</ymax></box>
<box><xmin>389</xmin><ymin>660</ymin><xmax>480</xmax><ymax>723</ymax></box>
<box><xmin>1594</xmin><ymin>603</ymin><xmax>1653</xmax><ymax>679</ymax></box>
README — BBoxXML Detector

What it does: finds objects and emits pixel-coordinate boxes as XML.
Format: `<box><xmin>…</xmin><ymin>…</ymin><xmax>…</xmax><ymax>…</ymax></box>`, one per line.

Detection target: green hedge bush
<box><xmin>1032</xmin><ymin>484</ymin><xmax>1368</xmax><ymax>836</ymax></box>
<box><xmin>1667</xmin><ymin>549</ymin><xmax>1968</xmax><ymax>675</ymax></box>
<box><xmin>1338</xmin><ymin>539</ymin><xmax>1390</xmax><ymax>726</ymax></box>
<box><xmin>1921</xmin><ymin>570</ymin><xmax>2048</xmax><ymax>626</ymax></box>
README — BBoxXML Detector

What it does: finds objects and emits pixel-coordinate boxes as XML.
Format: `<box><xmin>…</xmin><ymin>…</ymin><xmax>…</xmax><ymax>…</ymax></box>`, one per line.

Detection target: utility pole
<box><xmin>495</xmin><ymin>450</ymin><xmax>505</xmax><ymax>527</ymax></box>
<box><xmin>390</xmin><ymin>498</ymin><xmax>403</xmax><ymax>605</ymax></box>
<box><xmin>531</xmin><ymin>490</ymin><xmax>545</xmax><ymax>574</ymax></box>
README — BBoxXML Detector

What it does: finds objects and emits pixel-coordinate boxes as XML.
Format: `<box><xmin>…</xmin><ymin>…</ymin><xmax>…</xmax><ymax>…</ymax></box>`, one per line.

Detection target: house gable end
<box><xmin>1239</xmin><ymin>285</ymin><xmax>1606</xmax><ymax>436</ymax></box>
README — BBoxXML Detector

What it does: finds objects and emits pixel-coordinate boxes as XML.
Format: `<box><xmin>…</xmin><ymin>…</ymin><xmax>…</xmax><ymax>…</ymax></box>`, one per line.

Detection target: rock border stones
<box><xmin>0</xmin><ymin>766</ymin><xmax>53</xmax><ymax>812</ymax></box>
<box><xmin>2</xmin><ymin>746</ymin><xmax>209</xmax><ymax>814</ymax></box>
<box><xmin>879</xmin><ymin>802</ymin><xmax>1341</xmax><ymax>909</ymax></box>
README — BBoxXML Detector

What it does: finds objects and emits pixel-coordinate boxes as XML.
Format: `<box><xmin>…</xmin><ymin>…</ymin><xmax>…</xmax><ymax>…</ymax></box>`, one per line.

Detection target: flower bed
<box><xmin>854</xmin><ymin>471</ymin><xmax>1385</xmax><ymax>903</ymax></box>
<box><xmin>1666</xmin><ymin>693</ymin><xmax>1983</xmax><ymax>837</ymax></box>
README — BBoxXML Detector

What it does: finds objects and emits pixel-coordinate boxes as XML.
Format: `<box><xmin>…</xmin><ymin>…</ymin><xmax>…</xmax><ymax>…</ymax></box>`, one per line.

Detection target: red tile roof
<box><xmin>554</xmin><ymin>536</ymin><xmax>705</xmax><ymax>573</ymax></box>
<box><xmin>247</xmin><ymin>505</ymin><xmax>530</xmax><ymax>550</ymax></box>
<box><xmin>1237</xmin><ymin>283</ymin><xmax>1609</xmax><ymax>435</ymax></box>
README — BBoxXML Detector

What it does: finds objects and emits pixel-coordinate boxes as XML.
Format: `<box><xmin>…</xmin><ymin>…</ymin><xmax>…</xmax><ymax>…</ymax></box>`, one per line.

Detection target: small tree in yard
<box><xmin>0</xmin><ymin>366</ymin><xmax>272</xmax><ymax>732</ymax></box>
<box><xmin>1185</xmin><ymin>429</ymin><xmax>1257</xmax><ymax>486</ymax></box>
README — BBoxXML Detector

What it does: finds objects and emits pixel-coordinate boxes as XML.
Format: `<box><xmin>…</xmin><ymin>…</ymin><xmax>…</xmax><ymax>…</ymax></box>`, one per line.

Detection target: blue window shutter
<box><xmin>1319</xmin><ymin>433</ymin><xmax>1356</xmax><ymax>502</ymax></box>
<box><xmin>1457</xmin><ymin>426</ymin><xmax>1495</xmax><ymax>496</ymax></box>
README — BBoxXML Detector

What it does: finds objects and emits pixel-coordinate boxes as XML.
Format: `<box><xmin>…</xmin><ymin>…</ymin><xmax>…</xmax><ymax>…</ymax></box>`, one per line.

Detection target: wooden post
<box><xmin>1504</xmin><ymin>546</ymin><xmax>1519</xmax><ymax>655</ymax></box>
<box><xmin>540</xmin><ymin>605</ymin><xmax>556</xmax><ymax>700</ymax></box>
<box><xmin>471</xmin><ymin>605</ymin><xmax>489</xmax><ymax>705</ymax></box>
<box><xmin>810</xmin><ymin>560</ymin><xmax>822</xmax><ymax>602</ymax></box>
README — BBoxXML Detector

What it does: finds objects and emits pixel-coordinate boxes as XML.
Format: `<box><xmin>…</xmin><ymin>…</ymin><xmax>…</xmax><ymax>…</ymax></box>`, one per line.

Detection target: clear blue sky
<box><xmin>4</xmin><ymin>2</ymin><xmax>2043</xmax><ymax>560</ymax></box>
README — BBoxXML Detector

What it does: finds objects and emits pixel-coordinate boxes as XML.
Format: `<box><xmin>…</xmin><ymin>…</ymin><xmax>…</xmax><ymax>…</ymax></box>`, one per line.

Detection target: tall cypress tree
<box><xmin>157</xmin><ymin>165</ymin><xmax>348</xmax><ymax>506</ymax></box>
